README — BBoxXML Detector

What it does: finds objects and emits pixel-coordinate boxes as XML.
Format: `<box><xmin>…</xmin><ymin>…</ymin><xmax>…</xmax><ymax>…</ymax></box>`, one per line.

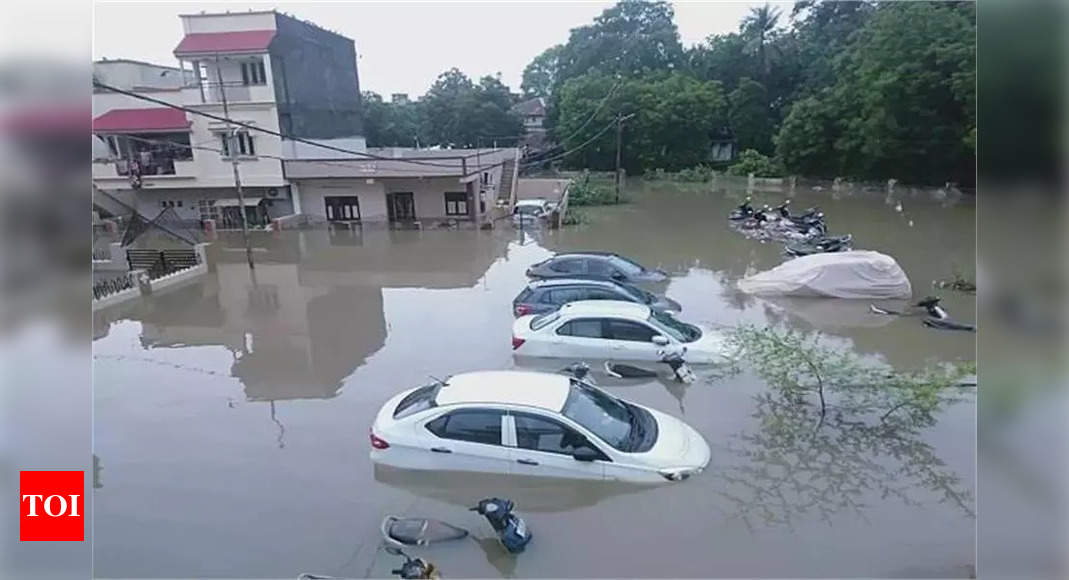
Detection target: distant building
<box><xmin>710</xmin><ymin>127</ymin><xmax>737</xmax><ymax>163</ymax></box>
<box><xmin>390</xmin><ymin>93</ymin><xmax>409</xmax><ymax>104</ymax></box>
<box><xmin>511</xmin><ymin>96</ymin><xmax>548</xmax><ymax>152</ymax></box>
<box><xmin>92</xmin><ymin>9</ymin><xmax>366</xmax><ymax>228</ymax></box>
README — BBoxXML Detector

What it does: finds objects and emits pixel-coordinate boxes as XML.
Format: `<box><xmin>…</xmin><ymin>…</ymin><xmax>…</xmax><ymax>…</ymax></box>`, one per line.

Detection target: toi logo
<box><xmin>20</xmin><ymin>471</ymin><xmax>84</xmax><ymax>541</ymax></box>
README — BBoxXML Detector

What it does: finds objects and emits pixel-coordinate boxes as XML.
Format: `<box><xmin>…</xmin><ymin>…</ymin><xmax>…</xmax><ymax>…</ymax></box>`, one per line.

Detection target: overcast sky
<box><xmin>94</xmin><ymin>1</ymin><xmax>791</xmax><ymax>96</ymax></box>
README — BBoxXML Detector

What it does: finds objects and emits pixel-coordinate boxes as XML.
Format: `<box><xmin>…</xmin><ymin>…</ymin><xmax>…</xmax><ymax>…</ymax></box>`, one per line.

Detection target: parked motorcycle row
<box><xmin>728</xmin><ymin>198</ymin><xmax>855</xmax><ymax>257</ymax></box>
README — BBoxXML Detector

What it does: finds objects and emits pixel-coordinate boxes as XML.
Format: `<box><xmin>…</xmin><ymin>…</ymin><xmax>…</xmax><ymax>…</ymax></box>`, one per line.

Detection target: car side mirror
<box><xmin>610</xmin><ymin>271</ymin><xmax>626</xmax><ymax>280</ymax></box>
<box><xmin>652</xmin><ymin>335</ymin><xmax>669</xmax><ymax>346</ymax></box>
<box><xmin>572</xmin><ymin>446</ymin><xmax>600</xmax><ymax>462</ymax></box>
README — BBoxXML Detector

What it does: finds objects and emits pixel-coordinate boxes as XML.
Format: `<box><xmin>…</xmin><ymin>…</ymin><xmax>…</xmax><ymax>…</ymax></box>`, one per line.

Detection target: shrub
<box><xmin>568</xmin><ymin>178</ymin><xmax>619</xmax><ymax>206</ymax></box>
<box><xmin>726</xmin><ymin>149</ymin><xmax>784</xmax><ymax>177</ymax></box>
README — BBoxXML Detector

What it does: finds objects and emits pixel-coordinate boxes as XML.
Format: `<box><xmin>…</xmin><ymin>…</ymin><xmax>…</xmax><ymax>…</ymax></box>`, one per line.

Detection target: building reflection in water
<box><xmin>95</xmin><ymin>227</ymin><xmax>509</xmax><ymax>407</ymax></box>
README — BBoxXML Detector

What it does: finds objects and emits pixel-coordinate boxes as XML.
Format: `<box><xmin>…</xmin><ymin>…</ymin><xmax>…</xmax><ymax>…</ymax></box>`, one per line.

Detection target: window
<box><xmin>605</xmin><ymin>319</ymin><xmax>657</xmax><ymax>342</ymax></box>
<box><xmin>444</xmin><ymin>192</ymin><xmax>468</xmax><ymax>216</ymax></box>
<box><xmin>513</xmin><ymin>412</ymin><xmax>592</xmax><ymax>456</ymax></box>
<box><xmin>220</xmin><ymin>132</ymin><xmax>255</xmax><ymax>157</ymax></box>
<box><xmin>198</xmin><ymin>199</ymin><xmax>220</xmax><ymax>222</ymax></box>
<box><xmin>530</xmin><ymin>311</ymin><xmax>560</xmax><ymax>331</ymax></box>
<box><xmin>546</xmin><ymin>288</ymin><xmax>587</xmax><ymax>304</ymax></box>
<box><xmin>608</xmin><ymin>255</ymin><xmax>646</xmax><ymax>276</ymax></box>
<box><xmin>324</xmin><ymin>196</ymin><xmax>360</xmax><ymax>221</ymax></box>
<box><xmin>176</xmin><ymin>200</ymin><xmax>183</xmax><ymax>208</ymax></box>
<box><xmin>587</xmin><ymin>259</ymin><xmax>619</xmax><ymax>278</ymax></box>
<box><xmin>481</xmin><ymin>171</ymin><xmax>492</xmax><ymax>186</ymax></box>
<box><xmin>159</xmin><ymin>200</ymin><xmax>181</xmax><ymax>209</ymax></box>
<box><xmin>650</xmin><ymin>309</ymin><xmax>702</xmax><ymax>342</ymax></box>
<box><xmin>561</xmin><ymin>382</ymin><xmax>635</xmax><ymax>451</ymax></box>
<box><xmin>556</xmin><ymin>318</ymin><xmax>604</xmax><ymax>338</ymax></box>
<box><xmin>394</xmin><ymin>384</ymin><xmax>440</xmax><ymax>419</ymax></box>
<box><xmin>587</xmin><ymin>288</ymin><xmax>623</xmax><ymax>301</ymax></box>
<box><xmin>425</xmin><ymin>409</ymin><xmax>503</xmax><ymax>446</ymax></box>
<box><xmin>241</xmin><ymin>59</ymin><xmax>267</xmax><ymax>85</ymax></box>
<box><xmin>549</xmin><ymin>258</ymin><xmax>585</xmax><ymax>274</ymax></box>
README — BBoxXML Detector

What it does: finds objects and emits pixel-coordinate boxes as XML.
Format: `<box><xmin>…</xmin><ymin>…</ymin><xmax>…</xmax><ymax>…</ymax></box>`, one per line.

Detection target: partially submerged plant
<box><xmin>729</xmin><ymin>325</ymin><xmax>974</xmax><ymax>427</ymax></box>
<box><xmin>933</xmin><ymin>266</ymin><xmax>977</xmax><ymax>293</ymax></box>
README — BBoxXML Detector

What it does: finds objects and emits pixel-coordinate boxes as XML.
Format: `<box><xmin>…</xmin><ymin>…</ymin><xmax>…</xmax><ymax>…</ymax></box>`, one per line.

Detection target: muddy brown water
<box><xmin>92</xmin><ymin>182</ymin><xmax>975</xmax><ymax>578</ymax></box>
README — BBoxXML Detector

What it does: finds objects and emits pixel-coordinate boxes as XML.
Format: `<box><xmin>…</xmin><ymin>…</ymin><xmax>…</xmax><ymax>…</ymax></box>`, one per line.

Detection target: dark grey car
<box><xmin>525</xmin><ymin>252</ymin><xmax>668</xmax><ymax>284</ymax></box>
<box><xmin>512</xmin><ymin>278</ymin><xmax>681</xmax><ymax>317</ymax></box>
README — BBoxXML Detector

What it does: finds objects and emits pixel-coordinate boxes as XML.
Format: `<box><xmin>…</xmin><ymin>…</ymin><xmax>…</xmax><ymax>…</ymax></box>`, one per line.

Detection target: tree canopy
<box><xmin>526</xmin><ymin>0</ymin><xmax>975</xmax><ymax>185</ymax></box>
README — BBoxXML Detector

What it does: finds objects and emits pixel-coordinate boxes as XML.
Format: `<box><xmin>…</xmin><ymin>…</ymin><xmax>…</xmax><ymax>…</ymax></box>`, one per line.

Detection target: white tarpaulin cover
<box><xmin>738</xmin><ymin>250</ymin><xmax>912</xmax><ymax>299</ymax></box>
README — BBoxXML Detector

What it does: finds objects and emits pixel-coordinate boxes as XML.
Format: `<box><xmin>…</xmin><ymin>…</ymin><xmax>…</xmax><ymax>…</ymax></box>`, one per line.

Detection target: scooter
<box><xmin>784</xmin><ymin>234</ymin><xmax>852</xmax><ymax>257</ymax></box>
<box><xmin>384</xmin><ymin>547</ymin><xmax>439</xmax><ymax>580</ymax></box>
<box><xmin>728</xmin><ymin>197</ymin><xmax>754</xmax><ymax>220</ymax></box>
<box><xmin>603</xmin><ymin>346</ymin><xmax>695</xmax><ymax>384</ymax></box>
<box><xmin>470</xmin><ymin>498</ymin><xmax>532</xmax><ymax>554</ymax></box>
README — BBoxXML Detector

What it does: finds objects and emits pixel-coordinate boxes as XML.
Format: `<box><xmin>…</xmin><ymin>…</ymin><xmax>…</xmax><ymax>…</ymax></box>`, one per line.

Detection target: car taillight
<box><xmin>514</xmin><ymin>304</ymin><xmax>532</xmax><ymax>317</ymax></box>
<box><xmin>369</xmin><ymin>430</ymin><xmax>390</xmax><ymax>449</ymax></box>
<box><xmin>511</xmin><ymin>336</ymin><xmax>526</xmax><ymax>350</ymax></box>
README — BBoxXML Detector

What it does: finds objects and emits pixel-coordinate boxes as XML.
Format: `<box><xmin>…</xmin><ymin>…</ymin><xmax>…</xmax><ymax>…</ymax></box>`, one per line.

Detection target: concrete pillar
<box><xmin>193</xmin><ymin>242</ymin><xmax>210</xmax><ymax>266</ymax></box>
<box><xmin>108</xmin><ymin>242</ymin><xmax>124</xmax><ymax>264</ymax></box>
<box><xmin>290</xmin><ymin>182</ymin><xmax>302</xmax><ymax>214</ymax></box>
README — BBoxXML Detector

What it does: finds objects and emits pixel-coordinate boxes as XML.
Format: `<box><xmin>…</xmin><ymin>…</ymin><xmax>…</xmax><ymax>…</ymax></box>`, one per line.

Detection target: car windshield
<box><xmin>530</xmin><ymin>311</ymin><xmax>560</xmax><ymax>330</ymax></box>
<box><xmin>608</xmin><ymin>256</ymin><xmax>645</xmax><ymax>276</ymax></box>
<box><xmin>649</xmin><ymin>309</ymin><xmax>701</xmax><ymax>342</ymax></box>
<box><xmin>618</xmin><ymin>282</ymin><xmax>654</xmax><ymax>304</ymax></box>
<box><xmin>515</xmin><ymin>205</ymin><xmax>542</xmax><ymax>215</ymax></box>
<box><xmin>561</xmin><ymin>381</ymin><xmax>637</xmax><ymax>451</ymax></box>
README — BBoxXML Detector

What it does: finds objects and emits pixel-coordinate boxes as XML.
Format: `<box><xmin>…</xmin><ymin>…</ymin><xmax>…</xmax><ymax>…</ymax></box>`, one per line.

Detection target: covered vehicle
<box><xmin>737</xmin><ymin>250</ymin><xmax>911</xmax><ymax>299</ymax></box>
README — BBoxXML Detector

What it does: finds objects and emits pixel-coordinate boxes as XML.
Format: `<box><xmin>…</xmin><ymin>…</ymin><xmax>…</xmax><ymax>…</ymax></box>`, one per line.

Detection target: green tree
<box><xmin>420</xmin><ymin>69</ymin><xmax>523</xmax><ymax>148</ymax></box>
<box><xmin>774</xmin><ymin>93</ymin><xmax>839</xmax><ymax>177</ymax></box>
<box><xmin>361</xmin><ymin>91</ymin><xmax>425</xmax><ymax>147</ymax></box>
<box><xmin>729</xmin><ymin>78</ymin><xmax>774</xmax><ymax>154</ymax></box>
<box><xmin>555</xmin><ymin>0</ymin><xmax>684</xmax><ymax>86</ymax></box>
<box><xmin>521</xmin><ymin>45</ymin><xmax>563</xmax><ymax>98</ymax></box>
<box><xmin>740</xmin><ymin>4</ymin><xmax>782</xmax><ymax>82</ymax></box>
<box><xmin>790</xmin><ymin>0</ymin><xmax>873</xmax><ymax>96</ymax></box>
<box><xmin>555</xmin><ymin>72</ymin><xmax>727</xmax><ymax>172</ymax></box>
<box><xmin>687</xmin><ymin>33</ymin><xmax>752</xmax><ymax>92</ymax></box>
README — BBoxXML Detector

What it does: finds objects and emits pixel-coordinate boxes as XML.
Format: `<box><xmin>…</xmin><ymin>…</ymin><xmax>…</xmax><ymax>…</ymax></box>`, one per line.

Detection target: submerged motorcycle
<box><xmin>784</xmin><ymin>233</ymin><xmax>853</xmax><ymax>257</ymax></box>
<box><xmin>470</xmin><ymin>498</ymin><xmax>532</xmax><ymax>554</ymax></box>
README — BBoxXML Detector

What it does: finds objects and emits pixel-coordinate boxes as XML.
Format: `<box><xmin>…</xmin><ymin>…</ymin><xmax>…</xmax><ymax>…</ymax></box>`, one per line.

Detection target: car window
<box><xmin>394</xmin><ymin>384</ymin><xmax>440</xmax><ymax>419</ymax></box>
<box><xmin>649</xmin><ymin>309</ymin><xmax>701</xmax><ymax>342</ymax></box>
<box><xmin>608</xmin><ymin>256</ymin><xmax>645</xmax><ymax>276</ymax></box>
<box><xmin>587</xmin><ymin>287</ymin><xmax>623</xmax><ymax>301</ymax></box>
<box><xmin>548</xmin><ymin>288</ymin><xmax>586</xmax><ymax>304</ymax></box>
<box><xmin>561</xmin><ymin>382</ymin><xmax>634</xmax><ymax>451</ymax></box>
<box><xmin>605</xmin><ymin>319</ymin><xmax>658</xmax><ymax>342</ymax></box>
<box><xmin>515</xmin><ymin>287</ymin><xmax>534</xmax><ymax>303</ymax></box>
<box><xmin>513</xmin><ymin>412</ymin><xmax>600</xmax><ymax>457</ymax></box>
<box><xmin>617</xmin><ymin>283</ymin><xmax>653</xmax><ymax>303</ymax></box>
<box><xmin>530</xmin><ymin>311</ymin><xmax>560</xmax><ymax>330</ymax></box>
<box><xmin>425</xmin><ymin>409</ymin><xmax>503</xmax><ymax>445</ymax></box>
<box><xmin>586</xmin><ymin>259</ymin><xmax>617</xmax><ymax>277</ymax></box>
<box><xmin>549</xmin><ymin>258</ymin><xmax>584</xmax><ymax>274</ymax></box>
<box><xmin>556</xmin><ymin>318</ymin><xmax>604</xmax><ymax>338</ymax></box>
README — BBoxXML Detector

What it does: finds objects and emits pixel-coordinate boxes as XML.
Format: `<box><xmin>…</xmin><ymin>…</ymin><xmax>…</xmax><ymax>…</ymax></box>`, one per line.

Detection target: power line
<box><xmin>554</xmin><ymin>80</ymin><xmax>621</xmax><ymax>145</ymax></box>
<box><xmin>93</xmin><ymin>80</ymin><xmax>482</xmax><ymax>170</ymax></box>
<box><xmin>520</xmin><ymin>114</ymin><xmax>625</xmax><ymax>168</ymax></box>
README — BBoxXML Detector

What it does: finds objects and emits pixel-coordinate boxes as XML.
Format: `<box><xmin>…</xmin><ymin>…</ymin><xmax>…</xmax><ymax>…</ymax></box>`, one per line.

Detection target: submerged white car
<box><xmin>511</xmin><ymin>301</ymin><xmax>730</xmax><ymax>364</ymax></box>
<box><xmin>369</xmin><ymin>371</ymin><xmax>710</xmax><ymax>483</ymax></box>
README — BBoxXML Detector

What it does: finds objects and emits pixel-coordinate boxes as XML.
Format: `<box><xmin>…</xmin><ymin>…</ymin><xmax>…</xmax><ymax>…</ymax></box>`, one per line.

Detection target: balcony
<box><xmin>183</xmin><ymin>81</ymin><xmax>275</xmax><ymax>105</ymax></box>
<box><xmin>93</xmin><ymin>155</ymin><xmax>197</xmax><ymax>184</ymax></box>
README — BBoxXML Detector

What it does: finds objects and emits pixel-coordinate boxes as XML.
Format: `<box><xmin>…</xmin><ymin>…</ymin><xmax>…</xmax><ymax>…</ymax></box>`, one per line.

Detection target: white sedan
<box><xmin>369</xmin><ymin>370</ymin><xmax>710</xmax><ymax>483</ymax></box>
<box><xmin>511</xmin><ymin>300</ymin><xmax>730</xmax><ymax>364</ymax></box>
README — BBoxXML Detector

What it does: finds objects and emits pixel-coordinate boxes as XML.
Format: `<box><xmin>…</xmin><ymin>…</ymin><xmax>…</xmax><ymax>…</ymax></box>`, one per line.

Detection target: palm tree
<box><xmin>741</xmin><ymin>3</ymin><xmax>782</xmax><ymax>81</ymax></box>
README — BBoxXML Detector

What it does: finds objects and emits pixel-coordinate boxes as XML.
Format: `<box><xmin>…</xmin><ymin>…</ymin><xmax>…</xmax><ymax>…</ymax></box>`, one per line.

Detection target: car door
<box><xmin>552</xmin><ymin>317</ymin><xmax>609</xmax><ymax>359</ymax></box>
<box><xmin>603</xmin><ymin>318</ymin><xmax>663</xmax><ymax>361</ymax></box>
<box><xmin>506</xmin><ymin>411</ymin><xmax>607</xmax><ymax>480</ymax></box>
<box><xmin>586</xmin><ymin>258</ymin><xmax>623</xmax><ymax>281</ymax></box>
<box><xmin>421</xmin><ymin>408</ymin><xmax>510</xmax><ymax>474</ymax></box>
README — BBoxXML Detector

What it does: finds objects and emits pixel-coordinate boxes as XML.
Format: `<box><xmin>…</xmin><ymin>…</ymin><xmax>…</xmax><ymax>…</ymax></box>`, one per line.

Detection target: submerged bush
<box><xmin>726</xmin><ymin>149</ymin><xmax>785</xmax><ymax>177</ymax></box>
<box><xmin>568</xmin><ymin>176</ymin><xmax>621</xmax><ymax>206</ymax></box>
<box><xmin>642</xmin><ymin>165</ymin><xmax>717</xmax><ymax>182</ymax></box>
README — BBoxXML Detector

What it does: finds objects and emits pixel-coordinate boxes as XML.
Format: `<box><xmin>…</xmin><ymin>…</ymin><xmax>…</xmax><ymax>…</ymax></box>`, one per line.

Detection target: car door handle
<box><xmin>430</xmin><ymin>447</ymin><xmax>452</xmax><ymax>454</ymax></box>
<box><xmin>516</xmin><ymin>458</ymin><xmax>539</xmax><ymax>466</ymax></box>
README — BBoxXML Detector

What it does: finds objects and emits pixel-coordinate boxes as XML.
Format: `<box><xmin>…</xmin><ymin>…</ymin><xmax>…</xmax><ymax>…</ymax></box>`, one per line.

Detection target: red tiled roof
<box><xmin>174</xmin><ymin>30</ymin><xmax>275</xmax><ymax>56</ymax></box>
<box><xmin>92</xmin><ymin>108</ymin><xmax>191</xmax><ymax>133</ymax></box>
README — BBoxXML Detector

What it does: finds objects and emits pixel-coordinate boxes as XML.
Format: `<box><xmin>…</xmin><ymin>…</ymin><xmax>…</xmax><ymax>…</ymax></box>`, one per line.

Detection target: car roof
<box><xmin>558</xmin><ymin>300</ymin><xmax>651</xmax><ymax>318</ymax></box>
<box><xmin>526</xmin><ymin>278</ymin><xmax>624</xmax><ymax>289</ymax></box>
<box><xmin>551</xmin><ymin>251</ymin><xmax>620</xmax><ymax>259</ymax></box>
<box><xmin>434</xmin><ymin>371</ymin><xmax>570</xmax><ymax>412</ymax></box>
<box><xmin>515</xmin><ymin>199</ymin><xmax>547</xmax><ymax>206</ymax></box>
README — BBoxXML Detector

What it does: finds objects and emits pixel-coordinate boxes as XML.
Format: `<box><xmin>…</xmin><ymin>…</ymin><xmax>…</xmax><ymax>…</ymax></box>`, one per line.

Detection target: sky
<box><xmin>93</xmin><ymin>1</ymin><xmax>791</xmax><ymax>96</ymax></box>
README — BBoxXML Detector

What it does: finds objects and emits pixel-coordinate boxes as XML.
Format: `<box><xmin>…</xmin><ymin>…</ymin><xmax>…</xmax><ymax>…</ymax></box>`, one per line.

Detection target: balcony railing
<box><xmin>116</xmin><ymin>155</ymin><xmax>176</xmax><ymax>177</ymax></box>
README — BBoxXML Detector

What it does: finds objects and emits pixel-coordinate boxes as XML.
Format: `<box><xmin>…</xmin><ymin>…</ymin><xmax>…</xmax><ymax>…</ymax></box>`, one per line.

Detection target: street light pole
<box><xmin>214</xmin><ymin>55</ymin><xmax>255</xmax><ymax>270</ymax></box>
<box><xmin>614</xmin><ymin>113</ymin><xmax>634</xmax><ymax>205</ymax></box>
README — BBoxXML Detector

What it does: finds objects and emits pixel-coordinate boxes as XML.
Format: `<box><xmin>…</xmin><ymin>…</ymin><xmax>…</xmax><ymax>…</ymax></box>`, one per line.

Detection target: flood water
<box><xmin>92</xmin><ymin>182</ymin><xmax>976</xmax><ymax>578</ymax></box>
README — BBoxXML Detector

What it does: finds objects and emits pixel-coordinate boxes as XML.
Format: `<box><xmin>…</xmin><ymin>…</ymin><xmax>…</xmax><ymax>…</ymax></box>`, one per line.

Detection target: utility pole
<box><xmin>614</xmin><ymin>113</ymin><xmax>634</xmax><ymax>204</ymax></box>
<box><xmin>215</xmin><ymin>55</ymin><xmax>255</xmax><ymax>270</ymax></box>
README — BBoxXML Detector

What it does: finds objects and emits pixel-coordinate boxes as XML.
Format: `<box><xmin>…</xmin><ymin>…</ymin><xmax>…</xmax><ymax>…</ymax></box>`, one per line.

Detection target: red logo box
<box><xmin>19</xmin><ymin>471</ymin><xmax>84</xmax><ymax>541</ymax></box>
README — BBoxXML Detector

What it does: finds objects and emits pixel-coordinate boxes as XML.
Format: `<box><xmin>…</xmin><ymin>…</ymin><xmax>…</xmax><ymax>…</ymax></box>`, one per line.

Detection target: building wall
<box><xmin>131</xmin><ymin>186</ymin><xmax>293</xmax><ymax>223</ymax></box>
<box><xmin>384</xmin><ymin>177</ymin><xmax>474</xmax><ymax>221</ymax></box>
<box><xmin>297</xmin><ymin>179</ymin><xmax>387</xmax><ymax>221</ymax></box>
<box><xmin>93</xmin><ymin>60</ymin><xmax>190</xmax><ymax>91</ymax></box>
<box><xmin>270</xmin><ymin>12</ymin><xmax>363</xmax><ymax>140</ymax></box>
<box><xmin>180</xmin><ymin>11</ymin><xmax>277</xmax><ymax>34</ymax></box>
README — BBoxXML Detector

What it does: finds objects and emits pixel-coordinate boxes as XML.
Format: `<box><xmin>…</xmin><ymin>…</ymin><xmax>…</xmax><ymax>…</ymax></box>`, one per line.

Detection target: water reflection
<box><xmin>717</xmin><ymin>391</ymin><xmax>974</xmax><ymax>530</ymax></box>
<box><xmin>373</xmin><ymin>465</ymin><xmax>654</xmax><ymax>513</ymax></box>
